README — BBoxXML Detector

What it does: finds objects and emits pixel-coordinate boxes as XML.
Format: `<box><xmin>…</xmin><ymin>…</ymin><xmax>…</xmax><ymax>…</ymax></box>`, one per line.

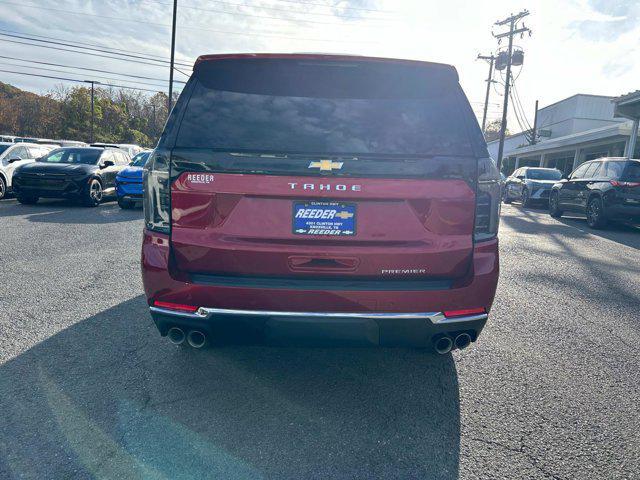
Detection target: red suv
<box><xmin>141</xmin><ymin>54</ymin><xmax>500</xmax><ymax>353</ymax></box>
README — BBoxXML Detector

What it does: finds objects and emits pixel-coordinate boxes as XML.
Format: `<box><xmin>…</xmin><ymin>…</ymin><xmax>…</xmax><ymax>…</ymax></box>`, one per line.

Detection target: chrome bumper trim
<box><xmin>149</xmin><ymin>306</ymin><xmax>488</xmax><ymax>326</ymax></box>
<box><xmin>150</xmin><ymin>306</ymin><xmax>202</xmax><ymax>319</ymax></box>
<box><xmin>431</xmin><ymin>313</ymin><xmax>488</xmax><ymax>324</ymax></box>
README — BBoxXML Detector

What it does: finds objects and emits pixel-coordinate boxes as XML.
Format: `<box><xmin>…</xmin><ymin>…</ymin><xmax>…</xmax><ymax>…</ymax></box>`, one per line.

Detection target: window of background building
<box><xmin>585</xmin><ymin>151</ymin><xmax>607</xmax><ymax>161</ymax></box>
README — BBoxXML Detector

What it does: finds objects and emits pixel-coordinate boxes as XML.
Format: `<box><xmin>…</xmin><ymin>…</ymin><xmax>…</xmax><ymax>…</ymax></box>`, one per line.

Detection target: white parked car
<box><xmin>89</xmin><ymin>143</ymin><xmax>144</xmax><ymax>157</ymax></box>
<box><xmin>0</xmin><ymin>142</ymin><xmax>55</xmax><ymax>199</ymax></box>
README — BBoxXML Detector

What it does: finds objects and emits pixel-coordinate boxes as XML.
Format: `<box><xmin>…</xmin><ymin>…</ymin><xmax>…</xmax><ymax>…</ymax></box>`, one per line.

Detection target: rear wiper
<box><xmin>228</xmin><ymin>152</ymin><xmax>361</xmax><ymax>160</ymax></box>
<box><xmin>229</xmin><ymin>152</ymin><xmax>289</xmax><ymax>159</ymax></box>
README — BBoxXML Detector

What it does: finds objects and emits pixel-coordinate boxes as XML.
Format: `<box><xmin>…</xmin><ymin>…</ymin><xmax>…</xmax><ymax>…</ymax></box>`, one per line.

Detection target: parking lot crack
<box><xmin>469</xmin><ymin>436</ymin><xmax>564</xmax><ymax>480</ymax></box>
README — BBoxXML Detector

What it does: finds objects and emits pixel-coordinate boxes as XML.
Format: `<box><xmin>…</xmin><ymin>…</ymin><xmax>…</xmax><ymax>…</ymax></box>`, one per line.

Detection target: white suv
<box><xmin>0</xmin><ymin>143</ymin><xmax>55</xmax><ymax>199</ymax></box>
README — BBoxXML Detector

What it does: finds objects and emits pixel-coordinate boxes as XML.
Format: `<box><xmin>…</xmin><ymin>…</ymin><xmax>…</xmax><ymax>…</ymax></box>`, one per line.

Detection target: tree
<box><xmin>0</xmin><ymin>81</ymin><xmax>169</xmax><ymax>146</ymax></box>
<box><xmin>484</xmin><ymin>119</ymin><xmax>509</xmax><ymax>142</ymax></box>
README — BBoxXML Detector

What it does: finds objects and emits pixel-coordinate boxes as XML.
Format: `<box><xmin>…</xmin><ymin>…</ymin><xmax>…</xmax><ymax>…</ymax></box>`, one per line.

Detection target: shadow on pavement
<box><xmin>0</xmin><ymin>297</ymin><xmax>461</xmax><ymax>479</ymax></box>
<box><xmin>0</xmin><ymin>198</ymin><xmax>142</xmax><ymax>224</ymax></box>
<box><xmin>502</xmin><ymin>204</ymin><xmax>640</xmax><ymax>250</ymax></box>
<box><xmin>556</xmin><ymin>217</ymin><xmax>640</xmax><ymax>250</ymax></box>
<box><xmin>501</xmin><ymin>207</ymin><xmax>640</xmax><ymax>316</ymax></box>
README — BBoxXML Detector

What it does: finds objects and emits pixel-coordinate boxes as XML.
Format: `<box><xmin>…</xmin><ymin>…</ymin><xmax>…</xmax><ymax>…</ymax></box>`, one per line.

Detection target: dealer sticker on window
<box><xmin>292</xmin><ymin>201</ymin><xmax>356</xmax><ymax>236</ymax></box>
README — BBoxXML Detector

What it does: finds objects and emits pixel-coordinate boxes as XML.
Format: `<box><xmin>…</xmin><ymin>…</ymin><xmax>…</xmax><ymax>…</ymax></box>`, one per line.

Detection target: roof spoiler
<box><xmin>193</xmin><ymin>53</ymin><xmax>458</xmax><ymax>80</ymax></box>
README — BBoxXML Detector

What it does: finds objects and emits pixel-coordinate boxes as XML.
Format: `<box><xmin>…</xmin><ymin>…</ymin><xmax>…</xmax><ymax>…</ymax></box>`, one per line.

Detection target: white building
<box><xmin>488</xmin><ymin>93</ymin><xmax>640</xmax><ymax>176</ymax></box>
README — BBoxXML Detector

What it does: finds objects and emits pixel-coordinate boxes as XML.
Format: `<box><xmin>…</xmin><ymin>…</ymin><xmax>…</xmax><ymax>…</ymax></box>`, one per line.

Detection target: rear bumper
<box><xmin>149</xmin><ymin>305</ymin><xmax>488</xmax><ymax>347</ymax></box>
<box><xmin>141</xmin><ymin>229</ymin><xmax>499</xmax><ymax>346</ymax></box>
<box><xmin>119</xmin><ymin>194</ymin><xmax>143</xmax><ymax>202</ymax></box>
<box><xmin>606</xmin><ymin>203</ymin><xmax>640</xmax><ymax>222</ymax></box>
<box><xmin>530</xmin><ymin>187</ymin><xmax>551</xmax><ymax>200</ymax></box>
<box><xmin>116</xmin><ymin>180</ymin><xmax>143</xmax><ymax>199</ymax></box>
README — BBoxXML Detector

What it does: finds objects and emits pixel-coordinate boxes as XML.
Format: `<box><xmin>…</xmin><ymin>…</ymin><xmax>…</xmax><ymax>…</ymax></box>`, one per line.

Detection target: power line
<box><xmin>0</xmin><ymin>31</ymin><xmax>192</xmax><ymax>68</ymax></box>
<box><xmin>0</xmin><ymin>1</ymin><xmax>375</xmax><ymax>44</ymax></box>
<box><xmin>0</xmin><ymin>62</ymin><xmax>173</xmax><ymax>88</ymax></box>
<box><xmin>509</xmin><ymin>91</ymin><xmax>530</xmax><ymax>139</ymax></box>
<box><xmin>511</xmin><ymin>81</ymin><xmax>533</xmax><ymax>130</ymax></box>
<box><xmin>0</xmin><ymin>68</ymin><xmax>180</xmax><ymax>94</ymax></box>
<box><xmin>0</xmin><ymin>54</ymin><xmax>186</xmax><ymax>84</ymax></box>
<box><xmin>170</xmin><ymin>0</ymin><xmax>400</xmax><ymax>20</ymax></box>
<box><xmin>0</xmin><ymin>38</ymin><xmax>190</xmax><ymax>69</ymax></box>
<box><xmin>0</xmin><ymin>36</ymin><xmax>194</xmax><ymax>81</ymax></box>
<box><xmin>174</xmin><ymin>66</ymin><xmax>191</xmax><ymax>78</ymax></box>
<box><xmin>264</xmin><ymin>0</ymin><xmax>398</xmax><ymax>14</ymax></box>
<box><xmin>470</xmin><ymin>101</ymin><xmax>501</xmax><ymax>106</ymax></box>
<box><xmin>510</xmin><ymin>81</ymin><xmax>532</xmax><ymax>132</ymax></box>
<box><xmin>509</xmin><ymin>91</ymin><xmax>532</xmax><ymax>143</ymax></box>
<box><xmin>0</xmin><ymin>28</ymin><xmax>193</xmax><ymax>65</ymax></box>
<box><xmin>141</xmin><ymin>0</ymin><xmax>396</xmax><ymax>27</ymax></box>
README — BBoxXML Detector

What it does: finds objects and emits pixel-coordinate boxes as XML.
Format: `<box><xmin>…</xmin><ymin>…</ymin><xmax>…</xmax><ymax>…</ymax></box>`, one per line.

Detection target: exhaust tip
<box><xmin>167</xmin><ymin>327</ymin><xmax>185</xmax><ymax>345</ymax></box>
<box><xmin>454</xmin><ymin>332</ymin><xmax>472</xmax><ymax>350</ymax></box>
<box><xmin>187</xmin><ymin>330</ymin><xmax>207</xmax><ymax>349</ymax></box>
<box><xmin>433</xmin><ymin>335</ymin><xmax>453</xmax><ymax>355</ymax></box>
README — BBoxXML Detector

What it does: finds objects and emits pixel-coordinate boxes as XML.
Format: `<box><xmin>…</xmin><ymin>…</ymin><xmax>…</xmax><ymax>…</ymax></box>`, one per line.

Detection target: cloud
<box><xmin>602</xmin><ymin>56</ymin><xmax>634</xmax><ymax>77</ymax></box>
<box><xmin>571</xmin><ymin>0</ymin><xmax>640</xmax><ymax>41</ymax></box>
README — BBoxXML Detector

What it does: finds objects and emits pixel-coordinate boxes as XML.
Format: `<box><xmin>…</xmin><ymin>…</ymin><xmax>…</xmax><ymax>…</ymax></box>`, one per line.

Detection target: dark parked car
<box><xmin>549</xmin><ymin>158</ymin><xmax>640</xmax><ymax>228</ymax></box>
<box><xmin>12</xmin><ymin>147</ymin><xmax>130</xmax><ymax>207</ymax></box>
<box><xmin>503</xmin><ymin>167</ymin><xmax>563</xmax><ymax>206</ymax></box>
<box><xmin>141</xmin><ymin>53</ymin><xmax>500</xmax><ymax>353</ymax></box>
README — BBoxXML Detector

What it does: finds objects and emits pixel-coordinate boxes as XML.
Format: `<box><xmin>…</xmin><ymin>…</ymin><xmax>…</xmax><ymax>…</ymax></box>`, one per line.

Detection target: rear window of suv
<box><xmin>603</xmin><ymin>161</ymin><xmax>626</xmax><ymax>179</ymax></box>
<box><xmin>175</xmin><ymin>58</ymin><xmax>479</xmax><ymax>157</ymax></box>
<box><xmin>526</xmin><ymin>168</ymin><xmax>562</xmax><ymax>180</ymax></box>
<box><xmin>623</xmin><ymin>162</ymin><xmax>640</xmax><ymax>181</ymax></box>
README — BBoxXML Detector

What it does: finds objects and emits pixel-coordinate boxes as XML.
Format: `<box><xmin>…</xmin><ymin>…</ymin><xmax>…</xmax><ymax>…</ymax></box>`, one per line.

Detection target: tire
<box><xmin>0</xmin><ymin>176</ymin><xmax>7</xmax><ymax>200</ymax></box>
<box><xmin>549</xmin><ymin>191</ymin><xmax>563</xmax><ymax>218</ymax></box>
<box><xmin>17</xmin><ymin>194</ymin><xmax>38</xmax><ymax>205</ymax></box>
<box><xmin>503</xmin><ymin>188</ymin><xmax>513</xmax><ymax>204</ymax></box>
<box><xmin>586</xmin><ymin>196</ymin><xmax>607</xmax><ymax>229</ymax></box>
<box><xmin>117</xmin><ymin>197</ymin><xmax>133</xmax><ymax>209</ymax></box>
<box><xmin>82</xmin><ymin>179</ymin><xmax>103</xmax><ymax>207</ymax></box>
<box><xmin>521</xmin><ymin>188</ymin><xmax>531</xmax><ymax>207</ymax></box>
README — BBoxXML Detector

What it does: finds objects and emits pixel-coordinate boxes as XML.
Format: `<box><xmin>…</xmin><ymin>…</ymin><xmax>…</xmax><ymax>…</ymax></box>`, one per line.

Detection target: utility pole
<box><xmin>84</xmin><ymin>80</ymin><xmax>100</xmax><ymax>143</ymax></box>
<box><xmin>168</xmin><ymin>0</ymin><xmax>178</xmax><ymax>112</ymax></box>
<box><xmin>477</xmin><ymin>54</ymin><xmax>496</xmax><ymax>133</ymax></box>
<box><xmin>493</xmin><ymin>10</ymin><xmax>531</xmax><ymax>171</ymax></box>
<box><xmin>530</xmin><ymin>99</ymin><xmax>539</xmax><ymax>145</ymax></box>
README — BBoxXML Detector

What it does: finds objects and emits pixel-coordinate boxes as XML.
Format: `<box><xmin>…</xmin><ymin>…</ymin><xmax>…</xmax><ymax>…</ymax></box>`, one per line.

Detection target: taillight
<box><xmin>474</xmin><ymin>157</ymin><xmax>501</xmax><ymax>242</ymax></box>
<box><xmin>610</xmin><ymin>180</ymin><xmax>640</xmax><ymax>187</ymax></box>
<box><xmin>444</xmin><ymin>308</ymin><xmax>486</xmax><ymax>318</ymax></box>
<box><xmin>153</xmin><ymin>300</ymin><xmax>199</xmax><ymax>313</ymax></box>
<box><xmin>143</xmin><ymin>148</ymin><xmax>171</xmax><ymax>234</ymax></box>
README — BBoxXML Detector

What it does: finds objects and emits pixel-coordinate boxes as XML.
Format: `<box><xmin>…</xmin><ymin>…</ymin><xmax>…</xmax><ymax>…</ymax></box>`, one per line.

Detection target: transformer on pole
<box><xmin>493</xmin><ymin>11</ymin><xmax>532</xmax><ymax>172</ymax></box>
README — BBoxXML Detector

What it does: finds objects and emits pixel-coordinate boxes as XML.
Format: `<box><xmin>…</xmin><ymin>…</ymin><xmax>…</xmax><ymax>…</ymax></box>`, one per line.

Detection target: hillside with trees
<box><xmin>0</xmin><ymin>82</ymin><xmax>173</xmax><ymax>147</ymax></box>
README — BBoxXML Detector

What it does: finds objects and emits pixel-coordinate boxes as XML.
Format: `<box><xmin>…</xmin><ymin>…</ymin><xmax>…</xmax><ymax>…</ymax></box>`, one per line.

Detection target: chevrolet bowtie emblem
<box><xmin>308</xmin><ymin>160</ymin><xmax>343</xmax><ymax>172</ymax></box>
<box><xmin>335</xmin><ymin>211</ymin><xmax>354</xmax><ymax>219</ymax></box>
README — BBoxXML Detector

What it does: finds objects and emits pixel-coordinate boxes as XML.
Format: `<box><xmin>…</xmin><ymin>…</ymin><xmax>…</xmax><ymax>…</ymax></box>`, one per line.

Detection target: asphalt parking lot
<box><xmin>0</xmin><ymin>199</ymin><xmax>639</xmax><ymax>479</ymax></box>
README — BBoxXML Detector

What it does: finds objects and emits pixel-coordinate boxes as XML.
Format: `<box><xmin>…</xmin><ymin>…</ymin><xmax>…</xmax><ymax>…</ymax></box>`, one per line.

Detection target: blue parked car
<box><xmin>116</xmin><ymin>150</ymin><xmax>151</xmax><ymax>209</ymax></box>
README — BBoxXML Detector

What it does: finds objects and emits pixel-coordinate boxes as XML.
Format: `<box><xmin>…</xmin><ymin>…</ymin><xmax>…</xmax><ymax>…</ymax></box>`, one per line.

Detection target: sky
<box><xmin>0</xmin><ymin>0</ymin><xmax>638</xmax><ymax>134</ymax></box>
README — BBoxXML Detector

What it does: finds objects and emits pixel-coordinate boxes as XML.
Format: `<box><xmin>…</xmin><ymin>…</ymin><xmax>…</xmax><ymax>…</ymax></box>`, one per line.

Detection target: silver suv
<box><xmin>0</xmin><ymin>142</ymin><xmax>56</xmax><ymax>200</ymax></box>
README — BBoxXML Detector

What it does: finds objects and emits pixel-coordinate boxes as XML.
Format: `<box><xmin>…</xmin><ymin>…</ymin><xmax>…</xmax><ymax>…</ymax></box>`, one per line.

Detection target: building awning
<box><xmin>613</xmin><ymin>91</ymin><xmax>640</xmax><ymax>158</ymax></box>
<box><xmin>502</xmin><ymin>122</ymin><xmax>632</xmax><ymax>157</ymax></box>
<box><xmin>613</xmin><ymin>90</ymin><xmax>640</xmax><ymax>120</ymax></box>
